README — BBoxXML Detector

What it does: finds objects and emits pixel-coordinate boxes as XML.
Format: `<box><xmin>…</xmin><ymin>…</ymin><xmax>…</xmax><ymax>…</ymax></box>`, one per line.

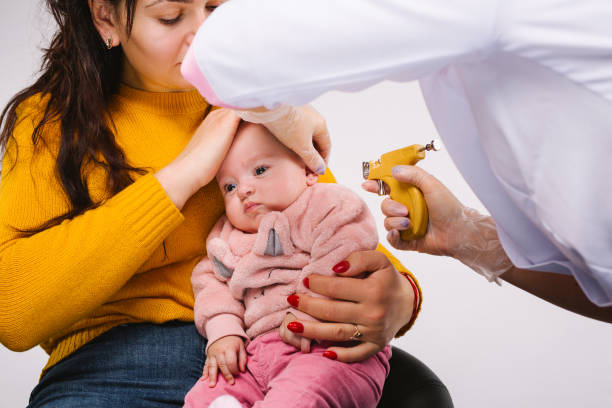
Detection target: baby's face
<box><xmin>216</xmin><ymin>123</ymin><xmax>319</xmax><ymax>233</ymax></box>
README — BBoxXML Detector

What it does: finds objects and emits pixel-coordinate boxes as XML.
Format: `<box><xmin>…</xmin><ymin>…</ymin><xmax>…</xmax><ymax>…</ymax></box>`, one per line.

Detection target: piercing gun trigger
<box><xmin>362</xmin><ymin>140</ymin><xmax>440</xmax><ymax>240</ymax></box>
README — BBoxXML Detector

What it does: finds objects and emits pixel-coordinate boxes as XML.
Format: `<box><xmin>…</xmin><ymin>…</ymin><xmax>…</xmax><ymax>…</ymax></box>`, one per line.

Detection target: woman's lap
<box><xmin>28</xmin><ymin>321</ymin><xmax>206</xmax><ymax>408</ymax></box>
<box><xmin>27</xmin><ymin>322</ymin><xmax>452</xmax><ymax>408</ymax></box>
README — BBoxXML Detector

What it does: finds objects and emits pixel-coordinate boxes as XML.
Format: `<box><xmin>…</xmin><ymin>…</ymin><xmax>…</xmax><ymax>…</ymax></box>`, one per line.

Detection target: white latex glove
<box><xmin>235</xmin><ymin>105</ymin><xmax>331</xmax><ymax>175</ymax></box>
<box><xmin>363</xmin><ymin>165</ymin><xmax>514</xmax><ymax>283</ymax></box>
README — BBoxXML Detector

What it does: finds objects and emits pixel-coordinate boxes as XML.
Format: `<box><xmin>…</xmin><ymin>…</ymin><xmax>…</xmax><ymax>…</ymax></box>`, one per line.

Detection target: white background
<box><xmin>1</xmin><ymin>2</ymin><xmax>611</xmax><ymax>407</ymax></box>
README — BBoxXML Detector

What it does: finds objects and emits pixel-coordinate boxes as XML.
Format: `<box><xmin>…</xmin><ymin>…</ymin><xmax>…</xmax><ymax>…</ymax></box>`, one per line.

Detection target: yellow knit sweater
<box><xmin>0</xmin><ymin>84</ymin><xmax>419</xmax><ymax>377</ymax></box>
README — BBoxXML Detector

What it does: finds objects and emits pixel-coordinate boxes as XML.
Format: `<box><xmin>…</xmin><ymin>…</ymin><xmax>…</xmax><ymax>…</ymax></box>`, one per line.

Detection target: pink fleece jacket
<box><xmin>191</xmin><ymin>183</ymin><xmax>378</xmax><ymax>350</ymax></box>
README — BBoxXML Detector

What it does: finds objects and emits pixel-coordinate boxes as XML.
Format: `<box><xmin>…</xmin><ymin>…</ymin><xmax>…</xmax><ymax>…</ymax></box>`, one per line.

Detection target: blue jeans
<box><xmin>28</xmin><ymin>321</ymin><xmax>206</xmax><ymax>408</ymax></box>
<box><xmin>28</xmin><ymin>321</ymin><xmax>453</xmax><ymax>408</ymax></box>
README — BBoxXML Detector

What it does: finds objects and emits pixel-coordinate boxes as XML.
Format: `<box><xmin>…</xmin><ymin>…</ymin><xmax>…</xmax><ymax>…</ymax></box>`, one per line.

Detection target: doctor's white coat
<box><xmin>186</xmin><ymin>0</ymin><xmax>612</xmax><ymax>306</ymax></box>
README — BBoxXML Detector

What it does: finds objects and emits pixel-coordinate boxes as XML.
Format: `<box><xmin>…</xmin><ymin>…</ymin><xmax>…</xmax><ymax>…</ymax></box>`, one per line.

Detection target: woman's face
<box><xmin>114</xmin><ymin>0</ymin><xmax>226</xmax><ymax>92</ymax></box>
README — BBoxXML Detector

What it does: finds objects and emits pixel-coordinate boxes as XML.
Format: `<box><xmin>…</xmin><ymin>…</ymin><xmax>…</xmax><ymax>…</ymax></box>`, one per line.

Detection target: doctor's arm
<box><xmin>182</xmin><ymin>0</ymin><xmax>501</xmax><ymax>170</ymax></box>
<box><xmin>366</xmin><ymin>165</ymin><xmax>612</xmax><ymax>323</ymax></box>
<box><xmin>500</xmin><ymin>267</ymin><xmax>612</xmax><ymax>323</ymax></box>
<box><xmin>182</xmin><ymin>0</ymin><xmax>503</xmax><ymax>173</ymax></box>
<box><xmin>185</xmin><ymin>0</ymin><xmax>499</xmax><ymax>109</ymax></box>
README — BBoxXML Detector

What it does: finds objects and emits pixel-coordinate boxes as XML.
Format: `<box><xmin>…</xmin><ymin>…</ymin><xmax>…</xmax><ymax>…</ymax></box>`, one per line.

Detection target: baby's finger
<box><xmin>239</xmin><ymin>344</ymin><xmax>247</xmax><ymax>373</ymax></box>
<box><xmin>217</xmin><ymin>356</ymin><xmax>235</xmax><ymax>385</ymax></box>
<box><xmin>224</xmin><ymin>350</ymin><xmax>239</xmax><ymax>376</ymax></box>
<box><xmin>300</xmin><ymin>336</ymin><xmax>311</xmax><ymax>354</ymax></box>
<box><xmin>323</xmin><ymin>342</ymin><xmax>381</xmax><ymax>363</ymax></box>
<box><xmin>207</xmin><ymin>357</ymin><xmax>218</xmax><ymax>387</ymax></box>
<box><xmin>202</xmin><ymin>361</ymin><xmax>209</xmax><ymax>379</ymax></box>
<box><xmin>278</xmin><ymin>323</ymin><xmax>287</xmax><ymax>342</ymax></box>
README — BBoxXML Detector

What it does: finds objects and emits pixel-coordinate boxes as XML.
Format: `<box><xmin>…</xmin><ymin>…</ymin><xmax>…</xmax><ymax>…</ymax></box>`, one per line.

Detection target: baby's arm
<box><xmin>191</xmin><ymin>256</ymin><xmax>249</xmax><ymax>386</ymax></box>
<box><xmin>191</xmin><ymin>257</ymin><xmax>248</xmax><ymax>349</ymax></box>
<box><xmin>203</xmin><ymin>335</ymin><xmax>247</xmax><ymax>387</ymax></box>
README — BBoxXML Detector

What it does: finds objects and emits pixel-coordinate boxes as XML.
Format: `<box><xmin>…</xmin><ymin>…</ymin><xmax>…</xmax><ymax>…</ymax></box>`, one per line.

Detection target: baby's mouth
<box><xmin>244</xmin><ymin>202</ymin><xmax>260</xmax><ymax>213</ymax></box>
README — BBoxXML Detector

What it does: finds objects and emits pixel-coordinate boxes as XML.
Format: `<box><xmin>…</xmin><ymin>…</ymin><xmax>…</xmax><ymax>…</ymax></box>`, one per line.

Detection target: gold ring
<box><xmin>349</xmin><ymin>323</ymin><xmax>363</xmax><ymax>341</ymax></box>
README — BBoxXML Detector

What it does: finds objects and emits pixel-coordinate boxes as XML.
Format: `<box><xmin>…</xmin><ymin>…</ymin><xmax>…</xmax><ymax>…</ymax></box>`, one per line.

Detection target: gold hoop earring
<box><xmin>105</xmin><ymin>37</ymin><xmax>113</xmax><ymax>50</ymax></box>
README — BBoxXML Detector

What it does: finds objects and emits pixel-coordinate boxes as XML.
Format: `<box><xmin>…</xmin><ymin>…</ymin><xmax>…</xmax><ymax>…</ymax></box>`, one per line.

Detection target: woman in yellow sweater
<box><xmin>0</xmin><ymin>1</ymin><xmax>451</xmax><ymax>407</ymax></box>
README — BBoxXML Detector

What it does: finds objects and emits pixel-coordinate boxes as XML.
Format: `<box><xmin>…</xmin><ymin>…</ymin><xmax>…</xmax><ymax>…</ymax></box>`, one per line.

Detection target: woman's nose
<box><xmin>195</xmin><ymin>6</ymin><xmax>207</xmax><ymax>27</ymax></box>
<box><xmin>185</xmin><ymin>32</ymin><xmax>196</xmax><ymax>47</ymax></box>
<box><xmin>186</xmin><ymin>7</ymin><xmax>208</xmax><ymax>46</ymax></box>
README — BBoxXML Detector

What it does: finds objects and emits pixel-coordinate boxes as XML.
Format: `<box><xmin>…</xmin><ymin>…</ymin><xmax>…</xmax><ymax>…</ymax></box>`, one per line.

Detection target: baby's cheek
<box><xmin>224</xmin><ymin>200</ymin><xmax>241</xmax><ymax>222</ymax></box>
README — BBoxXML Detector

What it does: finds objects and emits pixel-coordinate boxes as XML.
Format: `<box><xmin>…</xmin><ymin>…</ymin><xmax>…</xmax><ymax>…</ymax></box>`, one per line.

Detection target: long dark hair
<box><xmin>0</xmin><ymin>0</ymin><xmax>144</xmax><ymax>235</ymax></box>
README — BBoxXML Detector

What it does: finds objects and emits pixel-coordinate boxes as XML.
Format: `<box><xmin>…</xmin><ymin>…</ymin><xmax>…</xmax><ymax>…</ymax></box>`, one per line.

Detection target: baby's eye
<box><xmin>254</xmin><ymin>166</ymin><xmax>268</xmax><ymax>176</ymax></box>
<box><xmin>224</xmin><ymin>183</ymin><xmax>236</xmax><ymax>193</ymax></box>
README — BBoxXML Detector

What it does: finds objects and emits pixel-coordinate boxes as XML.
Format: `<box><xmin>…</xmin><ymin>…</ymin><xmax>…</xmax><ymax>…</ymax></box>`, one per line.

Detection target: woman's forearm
<box><xmin>501</xmin><ymin>267</ymin><xmax>612</xmax><ymax>323</ymax></box>
<box><xmin>0</xmin><ymin>175</ymin><xmax>183</xmax><ymax>351</ymax></box>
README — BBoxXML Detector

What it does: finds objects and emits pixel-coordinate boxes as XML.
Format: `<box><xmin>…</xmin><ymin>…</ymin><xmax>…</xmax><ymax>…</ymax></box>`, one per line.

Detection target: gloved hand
<box><xmin>363</xmin><ymin>165</ymin><xmax>514</xmax><ymax>283</ymax></box>
<box><xmin>235</xmin><ymin>105</ymin><xmax>331</xmax><ymax>175</ymax></box>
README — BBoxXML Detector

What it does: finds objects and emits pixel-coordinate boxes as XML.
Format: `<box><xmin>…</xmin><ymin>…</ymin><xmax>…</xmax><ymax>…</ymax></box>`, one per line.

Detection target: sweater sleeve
<box><xmin>183</xmin><ymin>0</ymin><xmax>499</xmax><ymax>108</ymax></box>
<box><xmin>191</xmin><ymin>256</ymin><xmax>248</xmax><ymax>352</ymax></box>
<box><xmin>0</xmin><ymin>109</ymin><xmax>184</xmax><ymax>351</ymax></box>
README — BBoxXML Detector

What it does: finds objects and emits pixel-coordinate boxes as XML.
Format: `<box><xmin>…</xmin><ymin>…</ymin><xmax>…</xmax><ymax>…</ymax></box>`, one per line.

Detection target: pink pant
<box><xmin>184</xmin><ymin>331</ymin><xmax>391</xmax><ymax>408</ymax></box>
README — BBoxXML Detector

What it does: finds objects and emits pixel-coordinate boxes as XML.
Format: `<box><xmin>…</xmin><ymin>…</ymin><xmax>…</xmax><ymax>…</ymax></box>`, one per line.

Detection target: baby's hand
<box><xmin>279</xmin><ymin>312</ymin><xmax>311</xmax><ymax>353</ymax></box>
<box><xmin>203</xmin><ymin>335</ymin><xmax>247</xmax><ymax>387</ymax></box>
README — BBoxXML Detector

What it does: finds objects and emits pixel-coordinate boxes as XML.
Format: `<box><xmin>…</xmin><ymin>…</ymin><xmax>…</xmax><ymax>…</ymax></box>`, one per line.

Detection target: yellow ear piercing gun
<box><xmin>363</xmin><ymin>140</ymin><xmax>440</xmax><ymax>240</ymax></box>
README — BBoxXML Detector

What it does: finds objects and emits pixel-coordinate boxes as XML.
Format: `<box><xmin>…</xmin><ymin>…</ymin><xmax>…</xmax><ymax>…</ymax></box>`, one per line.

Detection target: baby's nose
<box><xmin>238</xmin><ymin>184</ymin><xmax>254</xmax><ymax>198</ymax></box>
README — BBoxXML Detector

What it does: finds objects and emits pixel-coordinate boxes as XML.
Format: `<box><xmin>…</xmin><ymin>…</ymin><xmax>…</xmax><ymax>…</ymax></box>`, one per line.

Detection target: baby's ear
<box><xmin>305</xmin><ymin>167</ymin><xmax>320</xmax><ymax>186</ymax></box>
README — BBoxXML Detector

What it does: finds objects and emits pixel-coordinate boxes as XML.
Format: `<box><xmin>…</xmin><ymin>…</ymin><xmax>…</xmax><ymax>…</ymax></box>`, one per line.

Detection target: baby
<box><xmin>183</xmin><ymin>122</ymin><xmax>391</xmax><ymax>408</ymax></box>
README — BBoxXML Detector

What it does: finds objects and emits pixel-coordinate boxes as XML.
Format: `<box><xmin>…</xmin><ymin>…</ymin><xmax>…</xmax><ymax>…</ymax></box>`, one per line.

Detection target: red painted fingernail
<box><xmin>287</xmin><ymin>294</ymin><xmax>300</xmax><ymax>307</ymax></box>
<box><xmin>323</xmin><ymin>350</ymin><xmax>338</xmax><ymax>360</ymax></box>
<box><xmin>287</xmin><ymin>321</ymin><xmax>304</xmax><ymax>333</ymax></box>
<box><xmin>303</xmin><ymin>277</ymin><xmax>310</xmax><ymax>289</ymax></box>
<box><xmin>332</xmin><ymin>260</ymin><xmax>350</xmax><ymax>273</ymax></box>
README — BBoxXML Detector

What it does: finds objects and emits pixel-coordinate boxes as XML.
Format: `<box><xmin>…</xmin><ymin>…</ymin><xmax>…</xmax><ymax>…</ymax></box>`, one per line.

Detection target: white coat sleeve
<box><xmin>183</xmin><ymin>0</ymin><xmax>501</xmax><ymax>108</ymax></box>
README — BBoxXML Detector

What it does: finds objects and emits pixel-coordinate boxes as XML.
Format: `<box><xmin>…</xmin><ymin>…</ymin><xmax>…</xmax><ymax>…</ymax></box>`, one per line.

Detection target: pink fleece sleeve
<box><xmin>296</xmin><ymin>184</ymin><xmax>379</xmax><ymax>287</ymax></box>
<box><xmin>191</xmin><ymin>257</ymin><xmax>248</xmax><ymax>352</ymax></box>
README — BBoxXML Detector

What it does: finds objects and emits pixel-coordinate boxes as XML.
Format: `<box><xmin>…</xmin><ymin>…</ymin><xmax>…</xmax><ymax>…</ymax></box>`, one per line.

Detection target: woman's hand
<box><xmin>236</xmin><ymin>105</ymin><xmax>331</xmax><ymax>175</ymax></box>
<box><xmin>155</xmin><ymin>108</ymin><xmax>241</xmax><ymax>210</ymax></box>
<box><xmin>202</xmin><ymin>335</ymin><xmax>247</xmax><ymax>387</ymax></box>
<box><xmin>279</xmin><ymin>312</ymin><xmax>311</xmax><ymax>353</ymax></box>
<box><xmin>285</xmin><ymin>250</ymin><xmax>414</xmax><ymax>363</ymax></box>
